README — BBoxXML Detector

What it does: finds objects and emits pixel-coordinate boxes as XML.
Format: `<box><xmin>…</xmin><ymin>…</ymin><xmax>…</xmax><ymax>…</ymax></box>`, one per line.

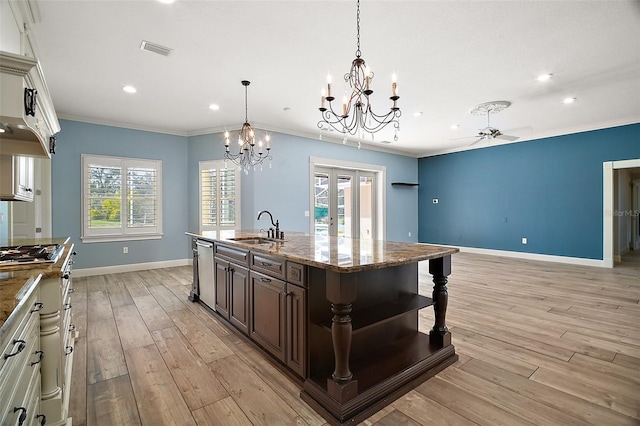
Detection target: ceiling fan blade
<box><xmin>495</xmin><ymin>134</ymin><xmax>519</xmax><ymax>142</ymax></box>
<box><xmin>450</xmin><ymin>135</ymin><xmax>481</xmax><ymax>141</ymax></box>
<box><xmin>467</xmin><ymin>137</ymin><xmax>485</xmax><ymax>146</ymax></box>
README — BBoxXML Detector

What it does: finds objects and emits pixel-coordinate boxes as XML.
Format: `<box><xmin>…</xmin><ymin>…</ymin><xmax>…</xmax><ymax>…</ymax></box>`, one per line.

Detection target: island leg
<box><xmin>325</xmin><ymin>271</ymin><xmax>358</xmax><ymax>402</ymax></box>
<box><xmin>429</xmin><ymin>255</ymin><xmax>451</xmax><ymax>347</ymax></box>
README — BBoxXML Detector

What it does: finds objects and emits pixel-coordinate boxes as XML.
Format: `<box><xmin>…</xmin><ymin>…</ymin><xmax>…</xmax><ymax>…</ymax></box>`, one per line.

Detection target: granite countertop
<box><xmin>186</xmin><ymin>230</ymin><xmax>458</xmax><ymax>273</ymax></box>
<box><xmin>1</xmin><ymin>239</ymin><xmax>73</xmax><ymax>328</ymax></box>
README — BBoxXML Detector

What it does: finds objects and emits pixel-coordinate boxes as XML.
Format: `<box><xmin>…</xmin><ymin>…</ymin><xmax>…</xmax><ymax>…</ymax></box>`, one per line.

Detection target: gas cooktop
<box><xmin>0</xmin><ymin>244</ymin><xmax>64</xmax><ymax>265</ymax></box>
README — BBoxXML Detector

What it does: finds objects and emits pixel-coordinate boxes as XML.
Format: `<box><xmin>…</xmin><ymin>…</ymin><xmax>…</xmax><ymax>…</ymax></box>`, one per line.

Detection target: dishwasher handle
<box><xmin>196</xmin><ymin>240</ymin><xmax>213</xmax><ymax>249</ymax></box>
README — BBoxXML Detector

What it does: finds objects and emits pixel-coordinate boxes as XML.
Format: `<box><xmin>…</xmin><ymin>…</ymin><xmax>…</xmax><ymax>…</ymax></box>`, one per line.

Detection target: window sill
<box><xmin>81</xmin><ymin>234</ymin><xmax>163</xmax><ymax>243</ymax></box>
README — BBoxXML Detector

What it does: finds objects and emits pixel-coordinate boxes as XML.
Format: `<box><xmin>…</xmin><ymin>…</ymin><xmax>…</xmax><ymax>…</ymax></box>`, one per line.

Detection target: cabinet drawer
<box><xmin>215</xmin><ymin>244</ymin><xmax>249</xmax><ymax>265</ymax></box>
<box><xmin>0</xmin><ymin>315</ymin><xmax>40</xmax><ymax>424</ymax></box>
<box><xmin>251</xmin><ymin>253</ymin><xmax>285</xmax><ymax>280</ymax></box>
<box><xmin>286</xmin><ymin>262</ymin><xmax>307</xmax><ymax>287</ymax></box>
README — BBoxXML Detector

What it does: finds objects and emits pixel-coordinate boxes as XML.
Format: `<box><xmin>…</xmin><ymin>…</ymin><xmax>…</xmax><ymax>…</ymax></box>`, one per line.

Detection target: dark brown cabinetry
<box><xmin>250</xmin><ymin>269</ymin><xmax>307</xmax><ymax>378</ymax></box>
<box><xmin>214</xmin><ymin>244</ymin><xmax>250</xmax><ymax>335</ymax></box>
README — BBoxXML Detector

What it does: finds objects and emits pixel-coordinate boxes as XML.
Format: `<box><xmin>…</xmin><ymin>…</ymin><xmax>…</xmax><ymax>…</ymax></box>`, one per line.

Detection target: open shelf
<box><xmin>306</xmin><ymin>332</ymin><xmax>454</xmax><ymax>396</ymax></box>
<box><xmin>321</xmin><ymin>294</ymin><xmax>433</xmax><ymax>333</ymax></box>
<box><xmin>391</xmin><ymin>182</ymin><xmax>419</xmax><ymax>187</ymax></box>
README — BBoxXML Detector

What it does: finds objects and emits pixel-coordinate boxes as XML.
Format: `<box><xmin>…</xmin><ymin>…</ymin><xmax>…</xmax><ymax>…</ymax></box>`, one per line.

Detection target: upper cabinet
<box><xmin>0</xmin><ymin>1</ymin><xmax>60</xmax><ymax>159</ymax></box>
<box><xmin>0</xmin><ymin>51</ymin><xmax>59</xmax><ymax>158</ymax></box>
<box><xmin>0</xmin><ymin>154</ymin><xmax>34</xmax><ymax>201</ymax></box>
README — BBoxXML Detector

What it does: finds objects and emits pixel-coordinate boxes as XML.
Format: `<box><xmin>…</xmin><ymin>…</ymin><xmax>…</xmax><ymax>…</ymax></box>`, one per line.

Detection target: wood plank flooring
<box><xmin>68</xmin><ymin>253</ymin><xmax>640</xmax><ymax>425</ymax></box>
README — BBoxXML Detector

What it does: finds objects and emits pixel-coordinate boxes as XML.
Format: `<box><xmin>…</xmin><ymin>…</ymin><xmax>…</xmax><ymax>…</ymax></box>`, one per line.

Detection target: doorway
<box><xmin>603</xmin><ymin>159</ymin><xmax>640</xmax><ymax>267</ymax></box>
<box><xmin>310</xmin><ymin>157</ymin><xmax>385</xmax><ymax>240</ymax></box>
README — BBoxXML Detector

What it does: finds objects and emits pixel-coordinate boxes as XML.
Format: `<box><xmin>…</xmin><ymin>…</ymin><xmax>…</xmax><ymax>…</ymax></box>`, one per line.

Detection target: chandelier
<box><xmin>224</xmin><ymin>80</ymin><xmax>272</xmax><ymax>172</ymax></box>
<box><xmin>318</xmin><ymin>0</ymin><xmax>401</xmax><ymax>146</ymax></box>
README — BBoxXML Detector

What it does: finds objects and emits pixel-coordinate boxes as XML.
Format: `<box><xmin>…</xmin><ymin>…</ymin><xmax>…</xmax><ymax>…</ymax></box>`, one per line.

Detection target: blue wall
<box><xmin>52</xmin><ymin>120</ymin><xmax>189</xmax><ymax>269</ymax></box>
<box><xmin>54</xmin><ymin>120</ymin><xmax>419</xmax><ymax>269</ymax></box>
<box><xmin>418</xmin><ymin>123</ymin><xmax>640</xmax><ymax>260</ymax></box>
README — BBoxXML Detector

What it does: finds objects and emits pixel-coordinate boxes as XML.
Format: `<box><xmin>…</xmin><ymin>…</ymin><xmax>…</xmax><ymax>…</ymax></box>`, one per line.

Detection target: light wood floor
<box><xmin>68</xmin><ymin>252</ymin><xmax>640</xmax><ymax>425</ymax></box>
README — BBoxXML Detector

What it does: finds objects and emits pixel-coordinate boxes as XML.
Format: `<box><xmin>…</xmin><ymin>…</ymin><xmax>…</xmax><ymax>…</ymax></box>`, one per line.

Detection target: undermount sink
<box><xmin>228</xmin><ymin>237</ymin><xmax>284</xmax><ymax>244</ymax></box>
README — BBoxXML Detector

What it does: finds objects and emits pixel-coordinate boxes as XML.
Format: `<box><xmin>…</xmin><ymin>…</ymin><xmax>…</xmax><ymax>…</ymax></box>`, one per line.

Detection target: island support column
<box><xmin>429</xmin><ymin>255</ymin><xmax>452</xmax><ymax>347</ymax></box>
<box><xmin>325</xmin><ymin>270</ymin><xmax>358</xmax><ymax>402</ymax></box>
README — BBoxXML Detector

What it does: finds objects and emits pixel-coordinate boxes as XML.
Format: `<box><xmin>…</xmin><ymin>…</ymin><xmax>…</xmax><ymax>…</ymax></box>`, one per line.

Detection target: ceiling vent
<box><xmin>140</xmin><ymin>40</ymin><xmax>172</xmax><ymax>57</ymax></box>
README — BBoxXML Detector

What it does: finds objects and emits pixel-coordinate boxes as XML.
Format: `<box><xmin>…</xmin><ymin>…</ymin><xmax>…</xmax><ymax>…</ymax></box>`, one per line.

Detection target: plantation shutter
<box><xmin>127</xmin><ymin>166</ymin><xmax>158</xmax><ymax>228</ymax></box>
<box><xmin>200</xmin><ymin>161</ymin><xmax>240</xmax><ymax>231</ymax></box>
<box><xmin>87</xmin><ymin>161</ymin><xmax>122</xmax><ymax>230</ymax></box>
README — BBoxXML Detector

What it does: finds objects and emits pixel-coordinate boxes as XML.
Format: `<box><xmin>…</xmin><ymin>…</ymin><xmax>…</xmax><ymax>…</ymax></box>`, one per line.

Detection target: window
<box><xmin>199</xmin><ymin>160</ymin><xmax>241</xmax><ymax>232</ymax></box>
<box><xmin>82</xmin><ymin>154</ymin><xmax>162</xmax><ymax>242</ymax></box>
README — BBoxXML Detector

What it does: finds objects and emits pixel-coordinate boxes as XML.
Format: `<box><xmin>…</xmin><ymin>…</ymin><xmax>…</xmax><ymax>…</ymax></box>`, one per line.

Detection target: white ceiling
<box><xmin>25</xmin><ymin>0</ymin><xmax>640</xmax><ymax>157</ymax></box>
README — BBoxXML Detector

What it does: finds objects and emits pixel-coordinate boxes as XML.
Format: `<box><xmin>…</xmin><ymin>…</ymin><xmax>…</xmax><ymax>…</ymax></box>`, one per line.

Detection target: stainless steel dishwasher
<box><xmin>196</xmin><ymin>239</ymin><xmax>215</xmax><ymax>308</ymax></box>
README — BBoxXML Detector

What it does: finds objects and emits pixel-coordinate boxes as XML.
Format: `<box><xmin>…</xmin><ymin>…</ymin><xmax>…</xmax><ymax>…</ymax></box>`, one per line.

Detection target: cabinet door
<box><xmin>286</xmin><ymin>284</ymin><xmax>306</xmax><ymax>377</ymax></box>
<box><xmin>214</xmin><ymin>258</ymin><xmax>230</xmax><ymax>319</ymax></box>
<box><xmin>229</xmin><ymin>265</ymin><xmax>249</xmax><ymax>335</ymax></box>
<box><xmin>250</xmin><ymin>271</ymin><xmax>286</xmax><ymax>362</ymax></box>
<box><xmin>16</xmin><ymin>156</ymin><xmax>34</xmax><ymax>200</ymax></box>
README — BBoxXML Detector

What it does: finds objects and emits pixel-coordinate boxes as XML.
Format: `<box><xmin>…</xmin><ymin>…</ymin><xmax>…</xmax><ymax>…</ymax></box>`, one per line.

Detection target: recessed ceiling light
<box><xmin>563</xmin><ymin>97</ymin><xmax>576</xmax><ymax>104</ymax></box>
<box><xmin>537</xmin><ymin>73</ymin><xmax>553</xmax><ymax>82</ymax></box>
<box><xmin>209</xmin><ymin>104</ymin><xmax>220</xmax><ymax>111</ymax></box>
<box><xmin>413</xmin><ymin>112</ymin><xmax>423</xmax><ymax>117</ymax></box>
<box><xmin>450</xmin><ymin>124</ymin><xmax>460</xmax><ymax>130</ymax></box>
<box><xmin>157</xmin><ymin>0</ymin><xmax>175</xmax><ymax>4</ymax></box>
<box><xmin>123</xmin><ymin>85</ymin><xmax>137</xmax><ymax>94</ymax></box>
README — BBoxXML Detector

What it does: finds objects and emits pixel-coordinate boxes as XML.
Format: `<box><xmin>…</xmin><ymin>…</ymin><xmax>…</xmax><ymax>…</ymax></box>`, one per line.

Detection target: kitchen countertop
<box><xmin>186</xmin><ymin>230</ymin><xmax>458</xmax><ymax>273</ymax></box>
<box><xmin>1</xmin><ymin>238</ymin><xmax>72</xmax><ymax>327</ymax></box>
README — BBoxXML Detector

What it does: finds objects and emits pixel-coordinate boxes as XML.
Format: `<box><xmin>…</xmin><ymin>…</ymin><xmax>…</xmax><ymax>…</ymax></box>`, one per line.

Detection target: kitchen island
<box><xmin>187</xmin><ymin>230</ymin><xmax>458</xmax><ymax>425</ymax></box>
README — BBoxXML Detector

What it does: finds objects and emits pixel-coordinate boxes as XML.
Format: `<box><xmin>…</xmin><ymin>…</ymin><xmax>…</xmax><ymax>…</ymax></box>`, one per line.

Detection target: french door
<box><xmin>313</xmin><ymin>167</ymin><xmax>376</xmax><ymax>239</ymax></box>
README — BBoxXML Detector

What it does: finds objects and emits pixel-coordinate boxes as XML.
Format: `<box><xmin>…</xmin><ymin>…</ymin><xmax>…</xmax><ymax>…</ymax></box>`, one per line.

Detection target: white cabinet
<box><xmin>0</xmin><ymin>155</ymin><xmax>34</xmax><ymax>201</ymax></box>
<box><xmin>0</xmin><ymin>275</ymin><xmax>45</xmax><ymax>426</ymax></box>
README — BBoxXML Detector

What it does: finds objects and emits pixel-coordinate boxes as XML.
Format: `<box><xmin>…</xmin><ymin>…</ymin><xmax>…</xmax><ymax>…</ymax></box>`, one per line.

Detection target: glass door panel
<box><xmin>314</xmin><ymin>172</ymin><xmax>329</xmax><ymax>236</ymax></box>
<box><xmin>336</xmin><ymin>174</ymin><xmax>353</xmax><ymax>237</ymax></box>
<box><xmin>359</xmin><ymin>175</ymin><xmax>374</xmax><ymax>239</ymax></box>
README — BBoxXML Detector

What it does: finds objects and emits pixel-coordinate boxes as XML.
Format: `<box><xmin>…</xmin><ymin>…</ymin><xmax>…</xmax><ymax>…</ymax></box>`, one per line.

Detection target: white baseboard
<box><xmin>74</xmin><ymin>258</ymin><xmax>192</xmax><ymax>277</ymax></box>
<box><xmin>429</xmin><ymin>244</ymin><xmax>606</xmax><ymax>268</ymax></box>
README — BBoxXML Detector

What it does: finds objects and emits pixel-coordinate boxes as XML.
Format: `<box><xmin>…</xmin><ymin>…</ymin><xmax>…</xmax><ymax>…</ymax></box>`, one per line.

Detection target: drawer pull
<box><xmin>260</xmin><ymin>277</ymin><xmax>272</xmax><ymax>282</ymax></box>
<box><xmin>260</xmin><ymin>261</ymin><xmax>273</xmax><ymax>266</ymax></box>
<box><xmin>13</xmin><ymin>407</ymin><xmax>27</xmax><ymax>425</ymax></box>
<box><xmin>65</xmin><ymin>345</ymin><xmax>74</xmax><ymax>355</ymax></box>
<box><xmin>4</xmin><ymin>339</ymin><xmax>26</xmax><ymax>359</ymax></box>
<box><xmin>30</xmin><ymin>302</ymin><xmax>44</xmax><ymax>313</ymax></box>
<box><xmin>31</xmin><ymin>350</ymin><xmax>45</xmax><ymax>366</ymax></box>
<box><xmin>36</xmin><ymin>414</ymin><xmax>46</xmax><ymax>426</ymax></box>
<box><xmin>64</xmin><ymin>303</ymin><xmax>73</xmax><ymax>310</ymax></box>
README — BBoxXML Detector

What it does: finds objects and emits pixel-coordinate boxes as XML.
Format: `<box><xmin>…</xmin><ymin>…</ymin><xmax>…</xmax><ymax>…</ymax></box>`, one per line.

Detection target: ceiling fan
<box><xmin>453</xmin><ymin>101</ymin><xmax>530</xmax><ymax>146</ymax></box>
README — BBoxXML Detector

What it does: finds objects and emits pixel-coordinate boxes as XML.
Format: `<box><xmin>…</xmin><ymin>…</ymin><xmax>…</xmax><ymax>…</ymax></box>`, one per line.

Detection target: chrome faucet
<box><xmin>257</xmin><ymin>210</ymin><xmax>283</xmax><ymax>239</ymax></box>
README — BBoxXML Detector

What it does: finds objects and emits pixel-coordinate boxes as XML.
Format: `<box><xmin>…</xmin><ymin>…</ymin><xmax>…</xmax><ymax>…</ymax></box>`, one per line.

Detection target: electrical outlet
<box><xmin>304</xmin><ymin>210</ymin><xmax>309</xmax><ymax>217</ymax></box>
<box><xmin>432</xmin><ymin>198</ymin><xmax>439</xmax><ymax>204</ymax></box>
<box><xmin>123</xmin><ymin>247</ymin><xmax>128</xmax><ymax>254</ymax></box>
<box><xmin>408</xmin><ymin>232</ymin><xmax>412</xmax><ymax>237</ymax></box>
<box><xmin>521</xmin><ymin>238</ymin><xmax>527</xmax><ymax>245</ymax></box>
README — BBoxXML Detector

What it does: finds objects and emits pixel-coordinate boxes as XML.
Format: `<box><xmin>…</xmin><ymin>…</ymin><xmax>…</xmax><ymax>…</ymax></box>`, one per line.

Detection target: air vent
<box><xmin>140</xmin><ymin>40</ymin><xmax>172</xmax><ymax>57</ymax></box>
